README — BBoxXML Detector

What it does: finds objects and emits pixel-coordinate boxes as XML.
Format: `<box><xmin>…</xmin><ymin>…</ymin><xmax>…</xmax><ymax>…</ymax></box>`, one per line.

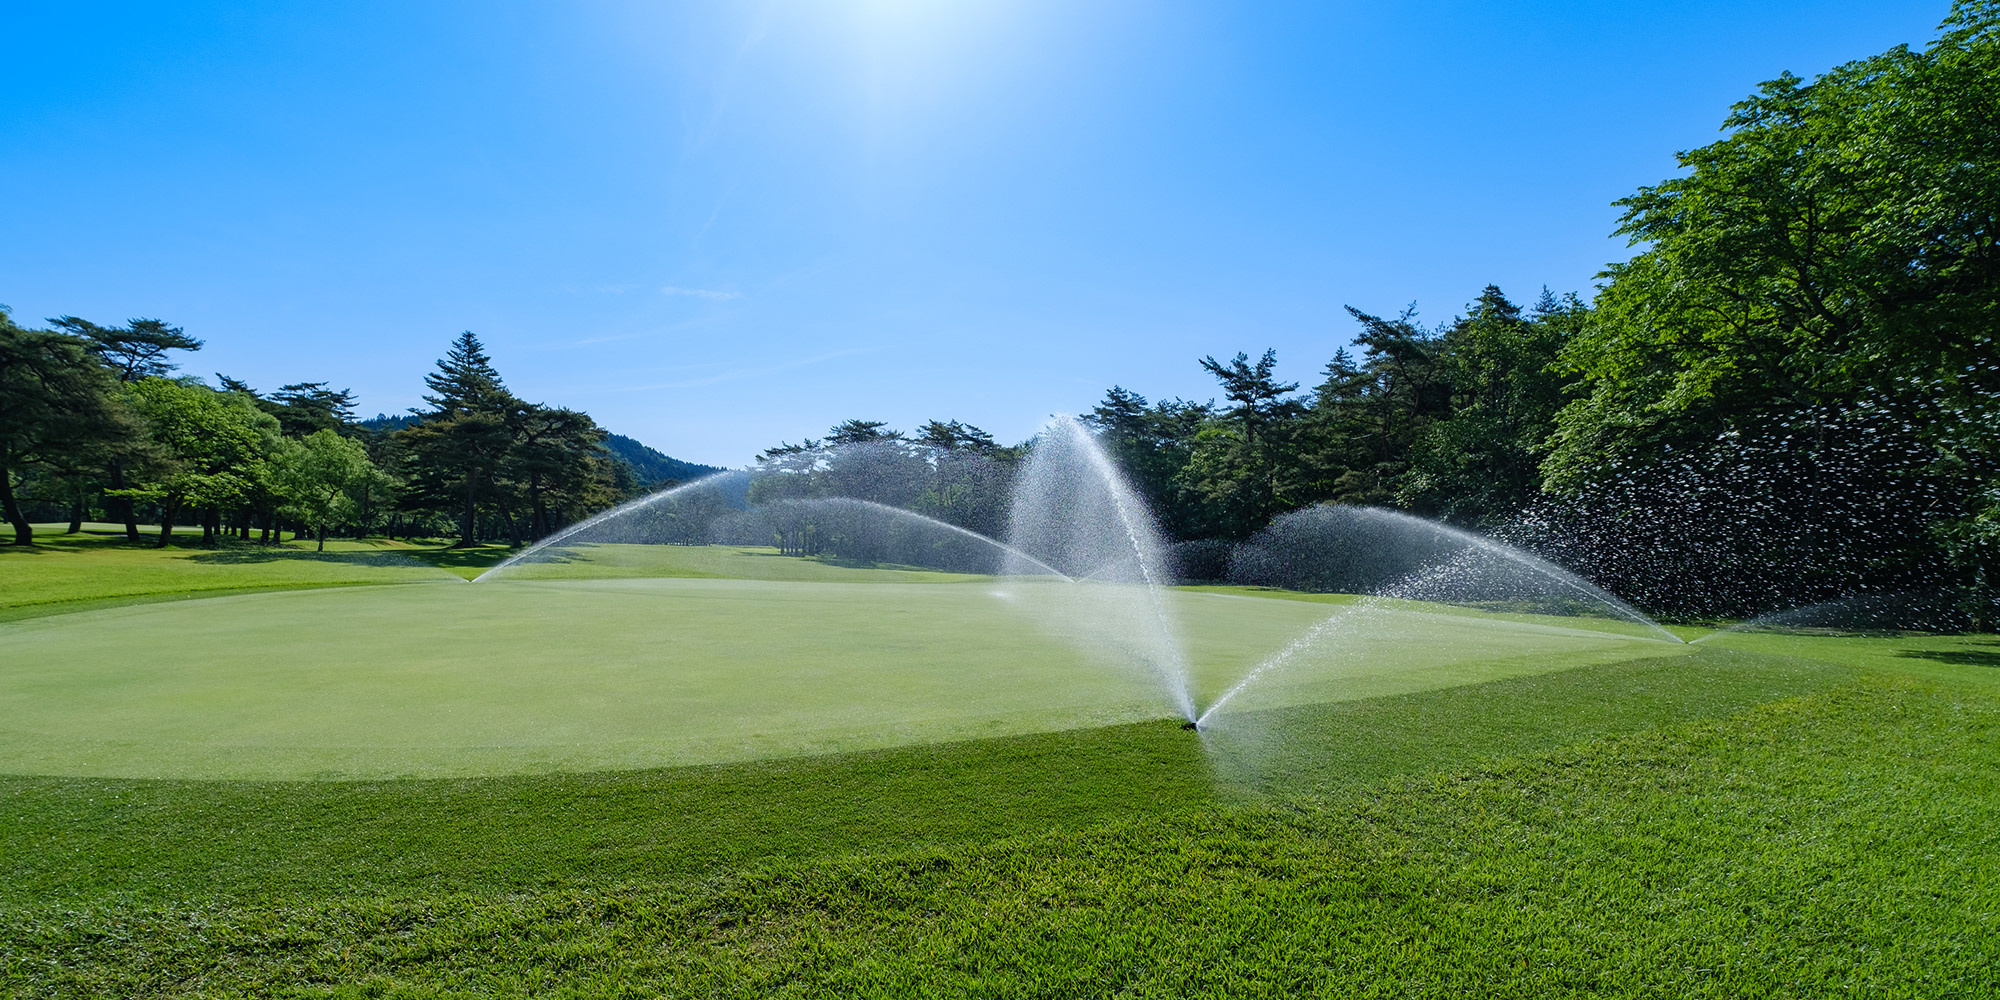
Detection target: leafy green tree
<box><xmin>1400</xmin><ymin>288</ymin><xmax>1584</xmax><ymax>522</ymax></box>
<box><xmin>117</xmin><ymin>378</ymin><xmax>282</xmax><ymax>547</ymax></box>
<box><xmin>1935</xmin><ymin>485</ymin><xmax>2000</xmax><ymax>632</ymax></box>
<box><xmin>1082</xmin><ymin>289</ymin><xmax>1585</xmax><ymax>541</ymax></box>
<box><xmin>746</xmin><ymin>418</ymin><xmax>1023</xmax><ymax>557</ymax></box>
<box><xmin>1085</xmin><ymin>390</ymin><xmax>1202</xmax><ymax>508</ymax></box>
<box><xmin>913</xmin><ymin>422</ymin><xmax>1016</xmax><ymax>540</ymax></box>
<box><xmin>1534</xmin><ymin>1</ymin><xmax>2000</xmax><ymax>613</ymax></box>
<box><xmin>1546</xmin><ymin>1</ymin><xmax>2000</xmax><ymax>487</ymax></box>
<box><xmin>1082</xmin><ymin>389</ymin><xmax>1215</xmax><ymax>539</ymax></box>
<box><xmin>0</xmin><ymin>310</ymin><xmax>129</xmax><ymax>545</ymax></box>
<box><xmin>1290</xmin><ymin>308</ymin><xmax>1450</xmax><ymax>512</ymax></box>
<box><xmin>270</xmin><ymin>429</ymin><xmax>377</xmax><ymax>550</ymax></box>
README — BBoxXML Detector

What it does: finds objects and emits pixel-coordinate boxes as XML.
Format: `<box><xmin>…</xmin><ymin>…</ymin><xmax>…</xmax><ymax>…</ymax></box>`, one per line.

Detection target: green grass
<box><xmin>0</xmin><ymin>648</ymin><xmax>1849</xmax><ymax>912</ymax></box>
<box><xmin>0</xmin><ymin>575</ymin><xmax>1685</xmax><ymax>779</ymax></box>
<box><xmin>6</xmin><ymin>661</ymin><xmax>1995</xmax><ymax>996</ymax></box>
<box><xmin>490</xmin><ymin>541</ymin><xmax>998</xmax><ymax>584</ymax></box>
<box><xmin>0</xmin><ymin>524</ymin><xmax>477</xmax><ymax>622</ymax></box>
<box><xmin>3</xmin><ymin>536</ymin><xmax>1998</xmax><ymax>994</ymax></box>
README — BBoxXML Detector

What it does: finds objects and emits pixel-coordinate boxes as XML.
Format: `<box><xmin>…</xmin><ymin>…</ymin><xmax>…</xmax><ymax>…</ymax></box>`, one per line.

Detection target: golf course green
<box><xmin>5</xmin><ymin>531</ymin><xmax>1999</xmax><ymax>995</ymax></box>
<box><xmin>0</xmin><ymin>544</ymin><xmax>1684</xmax><ymax>779</ymax></box>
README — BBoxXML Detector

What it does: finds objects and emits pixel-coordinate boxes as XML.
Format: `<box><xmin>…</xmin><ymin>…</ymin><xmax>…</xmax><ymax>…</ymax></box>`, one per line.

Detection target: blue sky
<box><xmin>0</xmin><ymin>1</ymin><xmax>1949</xmax><ymax>466</ymax></box>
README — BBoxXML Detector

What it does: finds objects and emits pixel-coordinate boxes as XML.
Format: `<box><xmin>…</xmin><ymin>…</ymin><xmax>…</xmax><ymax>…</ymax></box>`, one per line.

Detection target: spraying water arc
<box><xmin>1005</xmin><ymin>416</ymin><xmax>1198</xmax><ymax>722</ymax></box>
<box><xmin>770</xmin><ymin>497</ymin><xmax>1075</xmax><ymax>581</ymax></box>
<box><xmin>1692</xmin><ymin>589</ymin><xmax>1972</xmax><ymax>640</ymax></box>
<box><xmin>473</xmin><ymin>471</ymin><xmax>751</xmax><ymax>583</ymax></box>
<box><xmin>1193</xmin><ymin>504</ymin><xmax>1683</xmax><ymax>728</ymax></box>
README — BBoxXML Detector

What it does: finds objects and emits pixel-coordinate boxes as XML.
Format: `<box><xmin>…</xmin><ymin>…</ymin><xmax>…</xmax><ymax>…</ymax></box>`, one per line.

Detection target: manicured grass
<box><xmin>489</xmin><ymin>541</ymin><xmax>998</xmax><ymax>584</ymax></box>
<box><xmin>1700</xmin><ymin>627</ymin><xmax>2000</xmax><ymax>679</ymax></box>
<box><xmin>0</xmin><ymin>575</ymin><xmax>1683</xmax><ymax>779</ymax></box>
<box><xmin>4</xmin><ymin>536</ymin><xmax>1997</xmax><ymax>994</ymax></box>
<box><xmin>0</xmin><ymin>525</ymin><xmax>473</xmax><ymax>621</ymax></box>
<box><xmin>5</xmin><ymin>661</ymin><xmax>1994</xmax><ymax>996</ymax></box>
<box><xmin>0</xmin><ymin>647</ymin><xmax>1862</xmax><ymax>911</ymax></box>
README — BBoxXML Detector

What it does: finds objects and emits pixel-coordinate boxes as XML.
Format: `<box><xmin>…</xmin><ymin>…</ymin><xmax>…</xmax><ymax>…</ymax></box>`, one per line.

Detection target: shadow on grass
<box><xmin>399</xmin><ymin>545</ymin><xmax>516</xmax><ymax>572</ymax></box>
<box><xmin>184</xmin><ymin>549</ymin><xmax>437</xmax><ymax>567</ymax></box>
<box><xmin>0</xmin><ymin>531</ymin><xmax>161</xmax><ymax>555</ymax></box>
<box><xmin>810</xmin><ymin>554</ymin><xmax>905</xmax><ymax>570</ymax></box>
<box><xmin>1896</xmin><ymin>640</ymin><xmax>2000</xmax><ymax>668</ymax></box>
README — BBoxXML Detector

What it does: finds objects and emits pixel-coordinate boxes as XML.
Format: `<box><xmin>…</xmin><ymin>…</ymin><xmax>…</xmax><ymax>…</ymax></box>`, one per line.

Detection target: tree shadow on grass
<box><xmin>1895</xmin><ymin>640</ymin><xmax>2000</xmax><ymax>668</ymax></box>
<box><xmin>183</xmin><ymin>549</ymin><xmax>440</xmax><ymax>568</ymax></box>
<box><xmin>398</xmin><ymin>546</ymin><xmax>515</xmax><ymax>573</ymax></box>
<box><xmin>1</xmin><ymin>532</ymin><xmax>159</xmax><ymax>556</ymax></box>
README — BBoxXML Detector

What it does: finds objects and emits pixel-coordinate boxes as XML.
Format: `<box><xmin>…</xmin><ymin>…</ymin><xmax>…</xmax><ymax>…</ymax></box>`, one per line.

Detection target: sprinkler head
<box><xmin>1180</xmin><ymin>720</ymin><xmax>1201</xmax><ymax>732</ymax></box>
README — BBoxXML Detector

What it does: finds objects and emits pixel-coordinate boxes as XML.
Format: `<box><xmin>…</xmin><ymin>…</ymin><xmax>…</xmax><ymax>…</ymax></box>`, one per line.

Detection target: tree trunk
<box><xmin>0</xmin><ymin>461</ymin><xmax>34</xmax><ymax>545</ymax></box>
<box><xmin>67</xmin><ymin>495</ymin><xmax>84</xmax><ymax>534</ymax></box>
<box><xmin>156</xmin><ymin>501</ymin><xmax>179</xmax><ymax>548</ymax></box>
<box><xmin>1976</xmin><ymin>563</ymin><xmax>1994</xmax><ymax>634</ymax></box>
<box><xmin>530</xmin><ymin>478</ymin><xmax>546</xmax><ymax>542</ymax></box>
<box><xmin>317</xmin><ymin>524</ymin><xmax>326</xmax><ymax>552</ymax></box>
<box><xmin>109</xmin><ymin>460</ymin><xmax>139</xmax><ymax>541</ymax></box>
<box><xmin>495</xmin><ymin>493</ymin><xmax>524</xmax><ymax>548</ymax></box>
<box><xmin>459</xmin><ymin>473</ymin><xmax>478</xmax><ymax>548</ymax></box>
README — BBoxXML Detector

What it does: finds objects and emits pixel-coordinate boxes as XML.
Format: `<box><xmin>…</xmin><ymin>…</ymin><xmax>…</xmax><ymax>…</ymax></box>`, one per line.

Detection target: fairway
<box><xmin>0</xmin><ymin>567</ymin><xmax>1681</xmax><ymax>780</ymax></box>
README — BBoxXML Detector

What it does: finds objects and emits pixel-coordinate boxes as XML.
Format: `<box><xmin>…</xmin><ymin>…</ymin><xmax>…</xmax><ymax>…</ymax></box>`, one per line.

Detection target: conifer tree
<box><xmin>399</xmin><ymin>332</ymin><xmax>518</xmax><ymax>547</ymax></box>
<box><xmin>46</xmin><ymin>316</ymin><xmax>200</xmax><ymax>538</ymax></box>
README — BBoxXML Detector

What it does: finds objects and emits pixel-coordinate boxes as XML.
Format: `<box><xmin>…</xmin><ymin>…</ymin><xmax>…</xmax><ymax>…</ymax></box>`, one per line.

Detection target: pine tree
<box><xmin>398</xmin><ymin>332</ymin><xmax>517</xmax><ymax>547</ymax></box>
<box><xmin>421</xmin><ymin>332</ymin><xmax>507</xmax><ymax>415</ymax></box>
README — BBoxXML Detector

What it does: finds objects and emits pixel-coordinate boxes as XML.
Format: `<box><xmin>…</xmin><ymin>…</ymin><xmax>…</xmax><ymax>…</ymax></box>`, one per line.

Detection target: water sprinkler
<box><xmin>1180</xmin><ymin>720</ymin><xmax>1201</xmax><ymax>732</ymax></box>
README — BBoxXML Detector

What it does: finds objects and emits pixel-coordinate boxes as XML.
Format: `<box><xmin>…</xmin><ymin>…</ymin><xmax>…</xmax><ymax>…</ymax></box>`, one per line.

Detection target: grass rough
<box><xmin>5</xmin><ymin>675</ymin><xmax>1995</xmax><ymax>997</ymax></box>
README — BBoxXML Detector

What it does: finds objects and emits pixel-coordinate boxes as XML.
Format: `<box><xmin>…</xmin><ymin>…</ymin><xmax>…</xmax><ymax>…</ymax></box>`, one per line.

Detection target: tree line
<box><xmin>754</xmin><ymin>3</ymin><xmax>1999</xmax><ymax>620</ymax></box>
<box><xmin>7</xmin><ymin>4</ymin><xmax>1996</xmax><ymax>620</ymax></box>
<box><xmin>0</xmin><ymin>321</ymin><xmax>658</xmax><ymax>549</ymax></box>
<box><xmin>1133</xmin><ymin>0</ymin><xmax>1998</xmax><ymax>620</ymax></box>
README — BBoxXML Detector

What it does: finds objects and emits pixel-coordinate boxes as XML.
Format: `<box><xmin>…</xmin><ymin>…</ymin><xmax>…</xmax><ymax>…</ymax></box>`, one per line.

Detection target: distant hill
<box><xmin>602</xmin><ymin>433</ymin><xmax>725</xmax><ymax>486</ymax></box>
<box><xmin>359</xmin><ymin>416</ymin><xmax>722</xmax><ymax>486</ymax></box>
<box><xmin>359</xmin><ymin>413</ymin><xmax>419</xmax><ymax>433</ymax></box>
